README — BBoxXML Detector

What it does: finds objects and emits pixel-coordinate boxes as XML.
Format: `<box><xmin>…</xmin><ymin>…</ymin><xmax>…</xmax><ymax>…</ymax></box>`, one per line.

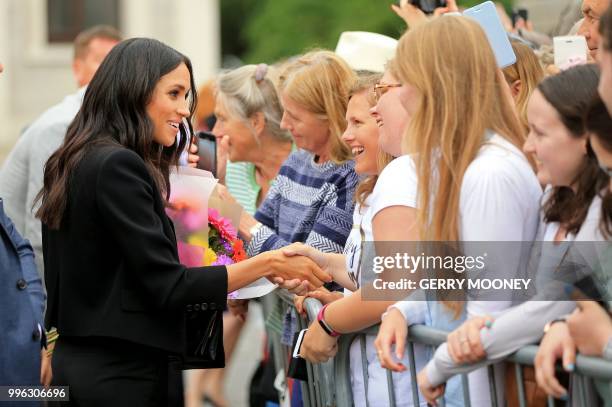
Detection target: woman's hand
<box><xmin>214</xmin><ymin>184</ymin><xmax>259</xmax><ymax>241</ymax></box>
<box><xmin>417</xmin><ymin>368</ymin><xmax>445</xmax><ymax>406</ymax></box>
<box><xmin>294</xmin><ymin>287</ymin><xmax>343</xmax><ymax>316</ymax></box>
<box><xmin>391</xmin><ymin>0</ymin><xmax>458</xmax><ymax>29</ymax></box>
<box><xmin>567</xmin><ymin>301</ymin><xmax>612</xmax><ymax>357</ymax></box>
<box><xmin>374</xmin><ymin>307</ymin><xmax>408</xmax><ymax>372</ymax></box>
<box><xmin>228</xmin><ymin>299</ymin><xmax>249</xmax><ymax>321</ymax></box>
<box><xmin>187</xmin><ymin>139</ymin><xmax>199</xmax><ymax>168</ymax></box>
<box><xmin>391</xmin><ymin>0</ymin><xmax>428</xmax><ymax>29</ymax></box>
<box><xmin>40</xmin><ymin>349</ymin><xmax>53</xmax><ymax>388</ymax></box>
<box><xmin>216</xmin><ymin>134</ymin><xmax>229</xmax><ymax>184</ymax></box>
<box><xmin>446</xmin><ymin>315</ymin><xmax>493</xmax><ymax>364</ymax></box>
<box><xmin>433</xmin><ymin>0</ymin><xmax>458</xmax><ymax>16</ymax></box>
<box><xmin>266</xmin><ymin>249</ymin><xmax>331</xmax><ymax>289</ymax></box>
<box><xmin>214</xmin><ymin>184</ymin><xmax>237</xmax><ymax>204</ymax></box>
<box><xmin>300</xmin><ymin>319</ymin><xmax>339</xmax><ymax>363</ymax></box>
<box><xmin>534</xmin><ymin>321</ymin><xmax>574</xmax><ymax>400</ymax></box>
<box><xmin>276</xmin><ymin>243</ymin><xmax>340</xmax><ymax>293</ymax></box>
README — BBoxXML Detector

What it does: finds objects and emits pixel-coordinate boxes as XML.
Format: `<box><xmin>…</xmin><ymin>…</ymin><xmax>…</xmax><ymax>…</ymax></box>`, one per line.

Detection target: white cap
<box><xmin>335</xmin><ymin>31</ymin><xmax>398</xmax><ymax>73</ymax></box>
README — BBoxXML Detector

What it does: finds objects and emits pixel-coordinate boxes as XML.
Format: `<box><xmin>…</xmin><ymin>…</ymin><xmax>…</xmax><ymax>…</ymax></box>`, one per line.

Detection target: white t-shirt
<box><xmin>343</xmin><ymin>155</ymin><xmax>419</xmax><ymax>293</ymax></box>
<box><xmin>341</xmin><ymin>156</ymin><xmax>428</xmax><ymax>407</ymax></box>
<box><xmin>392</xmin><ymin>133</ymin><xmax>542</xmax><ymax>407</ymax></box>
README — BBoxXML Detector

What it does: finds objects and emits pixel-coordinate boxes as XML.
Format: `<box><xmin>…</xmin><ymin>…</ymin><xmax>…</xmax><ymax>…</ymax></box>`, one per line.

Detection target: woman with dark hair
<box><xmin>36</xmin><ymin>38</ymin><xmax>327</xmax><ymax>406</ymax></box>
<box><xmin>534</xmin><ymin>94</ymin><xmax>612</xmax><ymax>402</ymax></box>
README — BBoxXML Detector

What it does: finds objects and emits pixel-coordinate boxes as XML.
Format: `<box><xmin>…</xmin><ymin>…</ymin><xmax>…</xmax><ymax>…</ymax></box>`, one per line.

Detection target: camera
<box><xmin>408</xmin><ymin>0</ymin><xmax>447</xmax><ymax>15</ymax></box>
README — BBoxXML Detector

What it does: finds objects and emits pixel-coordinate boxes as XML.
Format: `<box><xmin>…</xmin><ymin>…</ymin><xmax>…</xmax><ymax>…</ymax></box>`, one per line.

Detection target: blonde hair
<box><xmin>395</xmin><ymin>17</ymin><xmax>525</xmax><ymax>316</ymax></box>
<box><xmin>397</xmin><ymin>16</ymin><xmax>524</xmax><ymax>241</ymax></box>
<box><xmin>502</xmin><ymin>41</ymin><xmax>545</xmax><ymax>133</ymax></box>
<box><xmin>278</xmin><ymin>50</ymin><xmax>356</xmax><ymax>163</ymax></box>
<box><xmin>348</xmin><ymin>72</ymin><xmax>394</xmax><ymax>207</ymax></box>
<box><xmin>215</xmin><ymin>64</ymin><xmax>291</xmax><ymax>142</ymax></box>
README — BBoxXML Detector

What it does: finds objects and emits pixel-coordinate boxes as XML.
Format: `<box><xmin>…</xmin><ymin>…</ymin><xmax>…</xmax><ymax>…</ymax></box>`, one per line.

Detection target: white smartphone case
<box><xmin>554</xmin><ymin>35</ymin><xmax>588</xmax><ymax>68</ymax></box>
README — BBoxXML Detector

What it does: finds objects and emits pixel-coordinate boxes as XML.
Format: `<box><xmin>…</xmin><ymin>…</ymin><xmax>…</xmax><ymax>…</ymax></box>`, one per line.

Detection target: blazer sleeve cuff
<box><xmin>170</xmin><ymin>265</ymin><xmax>229</xmax><ymax>311</ymax></box>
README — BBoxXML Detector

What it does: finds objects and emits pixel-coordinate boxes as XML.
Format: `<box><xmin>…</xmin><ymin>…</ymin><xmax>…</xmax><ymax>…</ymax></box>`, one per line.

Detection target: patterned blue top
<box><xmin>247</xmin><ymin>149</ymin><xmax>358</xmax><ymax>256</ymax></box>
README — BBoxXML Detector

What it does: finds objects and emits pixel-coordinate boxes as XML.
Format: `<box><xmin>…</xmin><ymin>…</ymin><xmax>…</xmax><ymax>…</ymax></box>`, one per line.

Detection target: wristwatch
<box><xmin>543</xmin><ymin>317</ymin><xmax>567</xmax><ymax>334</ymax></box>
<box><xmin>317</xmin><ymin>304</ymin><xmax>340</xmax><ymax>337</ymax></box>
<box><xmin>248</xmin><ymin>222</ymin><xmax>263</xmax><ymax>239</ymax></box>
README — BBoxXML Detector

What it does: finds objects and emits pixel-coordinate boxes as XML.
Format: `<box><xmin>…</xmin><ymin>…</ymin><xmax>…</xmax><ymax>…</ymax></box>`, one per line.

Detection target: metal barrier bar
<box><xmin>335</xmin><ymin>333</ymin><xmax>358</xmax><ymax>406</ymax></box>
<box><xmin>386</xmin><ymin>369</ymin><xmax>396</xmax><ymax>406</ymax></box>
<box><xmin>514</xmin><ymin>362</ymin><xmax>527</xmax><ymax>407</ymax></box>
<box><xmin>360</xmin><ymin>336</ymin><xmax>370</xmax><ymax>407</ymax></box>
<box><xmin>487</xmin><ymin>364</ymin><xmax>499</xmax><ymax>407</ymax></box>
<box><xmin>407</xmin><ymin>341</ymin><xmax>421</xmax><ymax>407</ymax></box>
<box><xmin>267</xmin><ymin>290</ymin><xmax>612</xmax><ymax>407</ymax></box>
<box><xmin>461</xmin><ymin>374</ymin><xmax>471</xmax><ymax>406</ymax></box>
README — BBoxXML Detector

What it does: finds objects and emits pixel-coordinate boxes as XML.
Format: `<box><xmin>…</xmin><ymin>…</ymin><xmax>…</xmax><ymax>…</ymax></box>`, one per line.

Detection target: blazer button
<box><xmin>186</xmin><ymin>304</ymin><xmax>192</xmax><ymax>312</ymax></box>
<box><xmin>210</xmin><ymin>303</ymin><xmax>217</xmax><ymax>311</ymax></box>
<box><xmin>201</xmin><ymin>303</ymin><xmax>208</xmax><ymax>311</ymax></box>
<box><xmin>32</xmin><ymin>329</ymin><xmax>41</xmax><ymax>341</ymax></box>
<box><xmin>194</xmin><ymin>304</ymin><xmax>200</xmax><ymax>311</ymax></box>
<box><xmin>16</xmin><ymin>279</ymin><xmax>27</xmax><ymax>290</ymax></box>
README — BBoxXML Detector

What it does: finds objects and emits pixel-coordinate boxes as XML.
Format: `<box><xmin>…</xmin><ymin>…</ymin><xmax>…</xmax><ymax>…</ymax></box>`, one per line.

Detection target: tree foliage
<box><xmin>220</xmin><ymin>0</ymin><xmax>514</xmax><ymax>65</ymax></box>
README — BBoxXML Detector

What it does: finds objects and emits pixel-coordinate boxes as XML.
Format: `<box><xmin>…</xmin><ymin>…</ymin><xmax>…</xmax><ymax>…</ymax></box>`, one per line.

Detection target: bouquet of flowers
<box><xmin>165</xmin><ymin>167</ymin><xmax>246</xmax><ymax>298</ymax></box>
<box><xmin>169</xmin><ymin>206</ymin><xmax>247</xmax><ymax>268</ymax></box>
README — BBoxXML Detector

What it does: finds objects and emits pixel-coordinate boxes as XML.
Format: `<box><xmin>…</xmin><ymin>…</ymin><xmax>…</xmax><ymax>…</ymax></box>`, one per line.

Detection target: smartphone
<box><xmin>553</xmin><ymin>35</ymin><xmax>588</xmax><ymax>68</ymax></box>
<box><xmin>463</xmin><ymin>1</ymin><xmax>517</xmax><ymax>68</ymax></box>
<box><xmin>511</xmin><ymin>8</ymin><xmax>529</xmax><ymax>27</ymax></box>
<box><xmin>196</xmin><ymin>131</ymin><xmax>217</xmax><ymax>176</ymax></box>
<box><xmin>292</xmin><ymin>329</ymin><xmax>308</xmax><ymax>358</ymax></box>
<box><xmin>407</xmin><ymin>0</ymin><xmax>447</xmax><ymax>15</ymax></box>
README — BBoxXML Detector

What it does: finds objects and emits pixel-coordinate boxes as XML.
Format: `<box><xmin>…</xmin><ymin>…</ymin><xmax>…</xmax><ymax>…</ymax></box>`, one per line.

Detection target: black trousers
<box><xmin>50</xmin><ymin>336</ymin><xmax>183</xmax><ymax>407</ymax></box>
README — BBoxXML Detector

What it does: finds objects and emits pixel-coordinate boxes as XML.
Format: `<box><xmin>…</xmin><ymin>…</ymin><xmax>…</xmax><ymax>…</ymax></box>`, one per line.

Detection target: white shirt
<box><xmin>394</xmin><ymin>134</ymin><xmax>542</xmax><ymax>316</ymax></box>
<box><xmin>343</xmin><ymin>155</ymin><xmax>419</xmax><ymax>293</ymax></box>
<box><xmin>342</xmin><ymin>156</ymin><xmax>429</xmax><ymax>407</ymax></box>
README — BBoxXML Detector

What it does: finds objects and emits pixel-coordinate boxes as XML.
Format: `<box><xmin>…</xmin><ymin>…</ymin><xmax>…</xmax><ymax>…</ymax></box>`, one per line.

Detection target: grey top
<box><xmin>426</xmin><ymin>193</ymin><xmax>607</xmax><ymax>386</ymax></box>
<box><xmin>0</xmin><ymin>88</ymin><xmax>85</xmax><ymax>278</ymax></box>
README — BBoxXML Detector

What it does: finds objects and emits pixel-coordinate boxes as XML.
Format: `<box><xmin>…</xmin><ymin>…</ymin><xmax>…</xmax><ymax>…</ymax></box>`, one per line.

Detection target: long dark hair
<box><xmin>585</xmin><ymin>95</ymin><xmax>612</xmax><ymax>239</ymax></box>
<box><xmin>600</xmin><ymin>5</ymin><xmax>612</xmax><ymax>52</ymax></box>
<box><xmin>36</xmin><ymin>38</ymin><xmax>198</xmax><ymax>229</ymax></box>
<box><xmin>539</xmin><ymin>64</ymin><xmax>608</xmax><ymax>235</ymax></box>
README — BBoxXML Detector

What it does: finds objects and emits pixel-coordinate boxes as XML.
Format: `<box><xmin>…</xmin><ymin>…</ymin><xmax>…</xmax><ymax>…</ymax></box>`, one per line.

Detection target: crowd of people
<box><xmin>2</xmin><ymin>0</ymin><xmax>612</xmax><ymax>406</ymax></box>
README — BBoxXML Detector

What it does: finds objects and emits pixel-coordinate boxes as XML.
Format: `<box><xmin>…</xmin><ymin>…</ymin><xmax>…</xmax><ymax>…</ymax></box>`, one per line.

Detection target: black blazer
<box><xmin>42</xmin><ymin>144</ymin><xmax>228</xmax><ymax>355</ymax></box>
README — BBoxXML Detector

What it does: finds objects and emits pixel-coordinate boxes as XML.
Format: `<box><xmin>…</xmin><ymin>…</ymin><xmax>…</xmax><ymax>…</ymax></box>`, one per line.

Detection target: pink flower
<box><xmin>177</xmin><ymin>241</ymin><xmax>205</xmax><ymax>268</ymax></box>
<box><xmin>208</xmin><ymin>208</ymin><xmax>237</xmax><ymax>241</ymax></box>
<box><xmin>212</xmin><ymin>254</ymin><xmax>234</xmax><ymax>266</ymax></box>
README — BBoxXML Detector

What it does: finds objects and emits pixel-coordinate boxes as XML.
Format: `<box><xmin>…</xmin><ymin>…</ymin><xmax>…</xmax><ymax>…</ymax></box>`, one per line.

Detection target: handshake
<box><xmin>228</xmin><ymin>243</ymin><xmax>342</xmax><ymax>317</ymax></box>
<box><xmin>270</xmin><ymin>242</ymin><xmax>338</xmax><ymax>293</ymax></box>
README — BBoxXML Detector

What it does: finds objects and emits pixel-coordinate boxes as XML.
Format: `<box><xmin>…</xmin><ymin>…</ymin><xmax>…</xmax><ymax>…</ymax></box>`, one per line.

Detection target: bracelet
<box><xmin>46</xmin><ymin>330</ymin><xmax>59</xmax><ymax>357</ymax></box>
<box><xmin>317</xmin><ymin>304</ymin><xmax>340</xmax><ymax>337</ymax></box>
<box><xmin>543</xmin><ymin>317</ymin><xmax>567</xmax><ymax>334</ymax></box>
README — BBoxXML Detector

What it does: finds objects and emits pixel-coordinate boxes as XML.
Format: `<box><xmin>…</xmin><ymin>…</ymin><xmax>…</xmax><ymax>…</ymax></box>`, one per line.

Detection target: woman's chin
<box><xmin>354</xmin><ymin>157</ymin><xmax>377</xmax><ymax>176</ymax></box>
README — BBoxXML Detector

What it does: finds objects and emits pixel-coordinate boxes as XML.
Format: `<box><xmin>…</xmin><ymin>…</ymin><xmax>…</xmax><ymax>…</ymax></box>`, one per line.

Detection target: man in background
<box><xmin>0</xmin><ymin>25</ymin><xmax>122</xmax><ymax>278</ymax></box>
<box><xmin>578</xmin><ymin>0</ymin><xmax>611</xmax><ymax>57</ymax></box>
<box><xmin>0</xmin><ymin>61</ymin><xmax>46</xmax><ymax>397</ymax></box>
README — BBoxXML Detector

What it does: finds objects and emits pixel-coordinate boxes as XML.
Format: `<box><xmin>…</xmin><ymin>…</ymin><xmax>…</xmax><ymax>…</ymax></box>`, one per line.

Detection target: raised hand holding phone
<box><xmin>392</xmin><ymin>0</ymin><xmax>457</xmax><ymax>28</ymax></box>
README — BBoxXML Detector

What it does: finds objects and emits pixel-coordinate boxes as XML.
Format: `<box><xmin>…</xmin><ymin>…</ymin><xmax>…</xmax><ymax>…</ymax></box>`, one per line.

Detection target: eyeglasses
<box><xmin>373</xmin><ymin>82</ymin><xmax>402</xmax><ymax>103</ymax></box>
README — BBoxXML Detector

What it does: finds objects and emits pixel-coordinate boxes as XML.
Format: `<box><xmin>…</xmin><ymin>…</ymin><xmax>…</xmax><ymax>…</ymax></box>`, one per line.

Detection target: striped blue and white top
<box><xmin>246</xmin><ymin>149</ymin><xmax>358</xmax><ymax>256</ymax></box>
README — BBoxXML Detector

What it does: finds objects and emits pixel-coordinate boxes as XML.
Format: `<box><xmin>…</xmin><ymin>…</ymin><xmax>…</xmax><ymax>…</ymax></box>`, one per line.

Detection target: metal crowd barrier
<box><xmin>264</xmin><ymin>290</ymin><xmax>612</xmax><ymax>407</ymax></box>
